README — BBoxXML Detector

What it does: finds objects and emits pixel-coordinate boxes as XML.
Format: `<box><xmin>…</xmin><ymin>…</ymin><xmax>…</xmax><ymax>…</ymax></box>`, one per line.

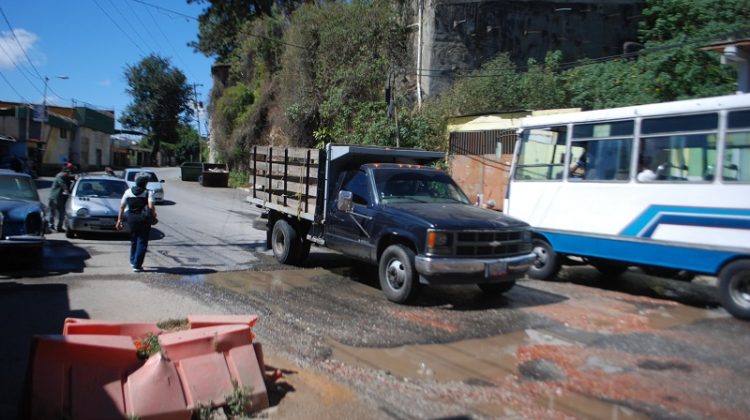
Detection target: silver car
<box><xmin>65</xmin><ymin>175</ymin><xmax>130</xmax><ymax>238</ymax></box>
<box><xmin>123</xmin><ymin>168</ymin><xmax>165</xmax><ymax>202</ymax></box>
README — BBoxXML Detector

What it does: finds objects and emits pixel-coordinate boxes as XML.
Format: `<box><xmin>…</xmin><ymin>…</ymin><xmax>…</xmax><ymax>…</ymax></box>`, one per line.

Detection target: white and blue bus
<box><xmin>506</xmin><ymin>94</ymin><xmax>750</xmax><ymax>319</ymax></box>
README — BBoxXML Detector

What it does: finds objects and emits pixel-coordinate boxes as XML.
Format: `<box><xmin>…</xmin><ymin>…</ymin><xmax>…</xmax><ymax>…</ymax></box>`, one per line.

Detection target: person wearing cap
<box><xmin>48</xmin><ymin>164</ymin><xmax>74</xmax><ymax>232</ymax></box>
<box><xmin>116</xmin><ymin>173</ymin><xmax>157</xmax><ymax>272</ymax></box>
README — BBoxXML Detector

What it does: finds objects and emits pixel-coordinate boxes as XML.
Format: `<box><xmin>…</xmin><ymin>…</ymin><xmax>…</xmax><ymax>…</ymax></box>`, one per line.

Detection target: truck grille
<box><xmin>454</xmin><ymin>230</ymin><xmax>531</xmax><ymax>257</ymax></box>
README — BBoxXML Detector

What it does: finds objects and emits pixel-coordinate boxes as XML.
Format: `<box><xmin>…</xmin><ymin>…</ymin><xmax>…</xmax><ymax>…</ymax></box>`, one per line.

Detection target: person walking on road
<box><xmin>48</xmin><ymin>164</ymin><xmax>74</xmax><ymax>232</ymax></box>
<box><xmin>116</xmin><ymin>173</ymin><xmax>157</xmax><ymax>272</ymax></box>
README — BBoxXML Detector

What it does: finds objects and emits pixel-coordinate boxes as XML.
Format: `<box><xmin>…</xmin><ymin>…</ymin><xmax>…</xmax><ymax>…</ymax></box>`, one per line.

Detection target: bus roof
<box><xmin>519</xmin><ymin>93</ymin><xmax>750</xmax><ymax>128</ymax></box>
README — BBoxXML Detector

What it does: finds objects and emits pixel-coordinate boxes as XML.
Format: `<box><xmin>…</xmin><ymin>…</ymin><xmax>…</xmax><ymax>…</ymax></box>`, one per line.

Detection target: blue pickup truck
<box><xmin>248</xmin><ymin>144</ymin><xmax>535</xmax><ymax>303</ymax></box>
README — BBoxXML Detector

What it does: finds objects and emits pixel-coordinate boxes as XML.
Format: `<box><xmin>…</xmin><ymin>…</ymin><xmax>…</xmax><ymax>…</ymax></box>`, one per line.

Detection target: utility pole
<box><xmin>192</xmin><ymin>83</ymin><xmax>204</xmax><ymax>162</ymax></box>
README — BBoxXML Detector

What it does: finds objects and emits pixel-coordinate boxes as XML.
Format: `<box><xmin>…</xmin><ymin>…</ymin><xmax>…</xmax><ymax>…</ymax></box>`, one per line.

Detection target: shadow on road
<box><xmin>0</xmin><ymin>240</ymin><xmax>90</xmax><ymax>278</ymax></box>
<box><xmin>0</xmin><ymin>282</ymin><xmax>89</xmax><ymax>419</ymax></box>
<box><xmin>300</xmin><ymin>250</ymin><xmax>569</xmax><ymax>312</ymax></box>
<box><xmin>557</xmin><ymin>266</ymin><xmax>720</xmax><ymax>308</ymax></box>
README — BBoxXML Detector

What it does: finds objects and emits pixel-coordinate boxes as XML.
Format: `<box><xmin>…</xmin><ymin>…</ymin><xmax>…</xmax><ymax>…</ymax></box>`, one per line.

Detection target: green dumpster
<box><xmin>200</xmin><ymin>163</ymin><xmax>229</xmax><ymax>187</ymax></box>
<box><xmin>180</xmin><ymin>162</ymin><xmax>203</xmax><ymax>181</ymax></box>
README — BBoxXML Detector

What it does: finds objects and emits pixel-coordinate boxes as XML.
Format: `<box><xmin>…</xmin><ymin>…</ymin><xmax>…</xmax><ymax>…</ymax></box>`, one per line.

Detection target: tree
<box><xmin>188</xmin><ymin>0</ymin><xmax>278</xmax><ymax>61</ymax></box>
<box><xmin>120</xmin><ymin>54</ymin><xmax>192</xmax><ymax>165</ymax></box>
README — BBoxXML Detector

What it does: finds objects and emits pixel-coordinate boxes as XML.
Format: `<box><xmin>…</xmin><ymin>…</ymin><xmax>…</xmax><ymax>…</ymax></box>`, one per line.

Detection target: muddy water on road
<box><xmin>329</xmin><ymin>328</ymin><xmax>646</xmax><ymax>419</ymax></box>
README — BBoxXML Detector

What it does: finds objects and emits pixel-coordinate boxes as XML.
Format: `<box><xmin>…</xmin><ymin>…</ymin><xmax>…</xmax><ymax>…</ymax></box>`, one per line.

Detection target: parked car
<box><xmin>0</xmin><ymin>169</ymin><xmax>46</xmax><ymax>258</ymax></box>
<box><xmin>64</xmin><ymin>175</ymin><xmax>130</xmax><ymax>238</ymax></box>
<box><xmin>123</xmin><ymin>168</ymin><xmax>165</xmax><ymax>202</ymax></box>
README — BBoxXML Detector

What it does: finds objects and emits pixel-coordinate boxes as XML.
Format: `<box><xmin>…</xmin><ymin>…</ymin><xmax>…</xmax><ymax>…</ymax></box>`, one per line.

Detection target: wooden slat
<box><xmin>253</xmin><ymin>176</ymin><xmax>318</xmax><ymax>198</ymax></box>
<box><xmin>252</xmin><ymin>146</ymin><xmax>321</xmax><ymax>164</ymax></box>
<box><xmin>252</xmin><ymin>161</ymin><xmax>319</xmax><ymax>179</ymax></box>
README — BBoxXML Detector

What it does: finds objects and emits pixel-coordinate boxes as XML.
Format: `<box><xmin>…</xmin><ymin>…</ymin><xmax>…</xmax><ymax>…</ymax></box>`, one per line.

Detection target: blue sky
<box><xmin>0</xmin><ymin>0</ymin><xmax>214</xmax><ymax>132</ymax></box>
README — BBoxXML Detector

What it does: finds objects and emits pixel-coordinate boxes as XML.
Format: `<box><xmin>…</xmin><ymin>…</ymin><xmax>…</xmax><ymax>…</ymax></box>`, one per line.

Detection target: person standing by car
<box><xmin>48</xmin><ymin>164</ymin><xmax>74</xmax><ymax>232</ymax></box>
<box><xmin>116</xmin><ymin>174</ymin><xmax>157</xmax><ymax>272</ymax></box>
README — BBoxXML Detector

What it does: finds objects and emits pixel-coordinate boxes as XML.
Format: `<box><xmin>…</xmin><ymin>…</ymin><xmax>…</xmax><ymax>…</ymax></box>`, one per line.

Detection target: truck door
<box><xmin>326</xmin><ymin>169</ymin><xmax>376</xmax><ymax>260</ymax></box>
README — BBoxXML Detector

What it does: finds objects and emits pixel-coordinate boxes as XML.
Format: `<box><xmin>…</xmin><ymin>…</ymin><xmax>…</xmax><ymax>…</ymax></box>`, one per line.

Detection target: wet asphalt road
<box><xmin>2</xmin><ymin>167</ymin><xmax>749</xmax><ymax>419</ymax></box>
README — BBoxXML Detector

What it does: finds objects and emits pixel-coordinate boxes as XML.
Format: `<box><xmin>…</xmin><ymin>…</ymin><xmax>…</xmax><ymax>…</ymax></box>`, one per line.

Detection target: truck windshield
<box><xmin>373</xmin><ymin>169</ymin><xmax>471</xmax><ymax>205</ymax></box>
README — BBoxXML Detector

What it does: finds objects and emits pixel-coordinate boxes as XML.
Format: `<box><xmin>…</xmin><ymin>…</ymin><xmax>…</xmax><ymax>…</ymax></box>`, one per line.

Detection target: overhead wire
<box><xmin>106</xmin><ymin>0</ymin><xmax>158</xmax><ymax>53</ymax></box>
<box><xmin>0</xmin><ymin>6</ymin><xmax>43</xmax><ymax>81</ymax></box>
<box><xmin>129</xmin><ymin>0</ymin><xmax>306</xmax><ymax>50</ymax></box>
<box><xmin>0</xmin><ymin>38</ymin><xmax>44</xmax><ymax>97</ymax></box>
<box><xmin>92</xmin><ymin>0</ymin><xmax>147</xmax><ymax>57</ymax></box>
<box><xmin>0</xmin><ymin>69</ymin><xmax>30</xmax><ymax>103</ymax></box>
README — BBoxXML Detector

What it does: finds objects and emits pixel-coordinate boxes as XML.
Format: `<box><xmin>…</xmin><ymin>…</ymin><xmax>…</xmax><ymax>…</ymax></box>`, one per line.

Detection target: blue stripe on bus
<box><xmin>540</xmin><ymin>230</ymin><xmax>742</xmax><ymax>274</ymax></box>
<box><xmin>640</xmin><ymin>214</ymin><xmax>750</xmax><ymax>237</ymax></box>
<box><xmin>621</xmin><ymin>205</ymin><xmax>750</xmax><ymax>237</ymax></box>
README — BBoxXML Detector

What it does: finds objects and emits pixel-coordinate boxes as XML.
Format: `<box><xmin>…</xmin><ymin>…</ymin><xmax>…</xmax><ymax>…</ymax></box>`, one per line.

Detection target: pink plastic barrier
<box><xmin>25</xmin><ymin>315</ymin><xmax>269</xmax><ymax>419</ymax></box>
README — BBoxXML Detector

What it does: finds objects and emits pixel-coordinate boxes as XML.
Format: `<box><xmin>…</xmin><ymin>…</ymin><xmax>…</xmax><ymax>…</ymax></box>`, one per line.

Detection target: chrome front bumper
<box><xmin>414</xmin><ymin>252</ymin><xmax>537</xmax><ymax>278</ymax></box>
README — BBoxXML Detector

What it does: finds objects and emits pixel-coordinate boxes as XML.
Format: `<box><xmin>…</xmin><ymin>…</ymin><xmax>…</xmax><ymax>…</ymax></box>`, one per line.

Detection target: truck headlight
<box><xmin>76</xmin><ymin>207</ymin><xmax>90</xmax><ymax>217</ymax></box>
<box><xmin>426</xmin><ymin>230</ymin><xmax>452</xmax><ymax>254</ymax></box>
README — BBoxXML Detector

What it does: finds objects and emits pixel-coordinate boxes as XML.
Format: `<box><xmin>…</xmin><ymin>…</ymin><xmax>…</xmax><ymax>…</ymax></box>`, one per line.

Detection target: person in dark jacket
<box><xmin>48</xmin><ymin>165</ymin><xmax>74</xmax><ymax>232</ymax></box>
<box><xmin>116</xmin><ymin>173</ymin><xmax>157</xmax><ymax>272</ymax></box>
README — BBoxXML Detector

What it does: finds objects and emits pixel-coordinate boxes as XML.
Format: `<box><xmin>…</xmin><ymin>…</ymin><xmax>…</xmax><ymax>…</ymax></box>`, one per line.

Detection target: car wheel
<box><xmin>65</xmin><ymin>226</ymin><xmax>75</xmax><ymax>239</ymax></box>
<box><xmin>718</xmin><ymin>259</ymin><xmax>750</xmax><ymax>320</ymax></box>
<box><xmin>528</xmin><ymin>238</ymin><xmax>560</xmax><ymax>280</ymax></box>
<box><xmin>271</xmin><ymin>219</ymin><xmax>301</xmax><ymax>265</ymax></box>
<box><xmin>477</xmin><ymin>281</ymin><xmax>516</xmax><ymax>294</ymax></box>
<box><xmin>379</xmin><ymin>244</ymin><xmax>420</xmax><ymax>303</ymax></box>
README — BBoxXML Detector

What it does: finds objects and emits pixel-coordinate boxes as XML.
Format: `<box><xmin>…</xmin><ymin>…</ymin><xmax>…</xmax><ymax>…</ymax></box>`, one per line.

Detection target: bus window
<box><xmin>513</xmin><ymin>126</ymin><xmax>567</xmax><ymax>181</ymax></box>
<box><xmin>640</xmin><ymin>113</ymin><xmax>718</xmax><ymax>182</ymax></box>
<box><xmin>725</xmin><ymin>110</ymin><xmax>750</xmax><ymax>182</ymax></box>
<box><xmin>570</xmin><ymin>120</ymin><xmax>633</xmax><ymax>181</ymax></box>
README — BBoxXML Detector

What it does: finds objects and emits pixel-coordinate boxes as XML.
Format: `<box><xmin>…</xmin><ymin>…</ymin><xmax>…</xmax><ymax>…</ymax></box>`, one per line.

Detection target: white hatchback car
<box><xmin>65</xmin><ymin>175</ymin><xmax>130</xmax><ymax>237</ymax></box>
<box><xmin>123</xmin><ymin>168</ymin><xmax>165</xmax><ymax>202</ymax></box>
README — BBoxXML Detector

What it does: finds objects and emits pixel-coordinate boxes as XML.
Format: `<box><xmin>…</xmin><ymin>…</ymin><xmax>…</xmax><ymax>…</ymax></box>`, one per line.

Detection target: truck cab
<box><xmin>325</xmin><ymin>163</ymin><xmax>535</xmax><ymax>302</ymax></box>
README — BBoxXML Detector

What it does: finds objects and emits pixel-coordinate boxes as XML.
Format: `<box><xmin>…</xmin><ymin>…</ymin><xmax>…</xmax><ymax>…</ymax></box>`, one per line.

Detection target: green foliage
<box><xmin>188</xmin><ymin>0</ymin><xmax>276</xmax><ymax>61</ymax></box>
<box><xmin>174</xmin><ymin>124</ymin><xmax>203</xmax><ymax>164</ymax></box>
<box><xmin>206</xmin><ymin>0</ymin><xmax>747</xmax><ymax>163</ymax></box>
<box><xmin>278</xmin><ymin>0</ymin><xmax>408</xmax><ymax>146</ymax></box>
<box><xmin>226</xmin><ymin>382</ymin><xmax>253</xmax><ymax>417</ymax></box>
<box><xmin>228</xmin><ymin>170</ymin><xmax>249</xmax><ymax>188</ymax></box>
<box><xmin>120</xmin><ymin>54</ymin><xmax>192</xmax><ymax>164</ymax></box>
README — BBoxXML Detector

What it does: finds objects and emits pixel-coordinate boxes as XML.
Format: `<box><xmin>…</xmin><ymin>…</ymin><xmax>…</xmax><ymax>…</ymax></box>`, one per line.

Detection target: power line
<box><xmin>408</xmin><ymin>27</ymin><xmax>750</xmax><ymax>80</ymax></box>
<box><xmin>92</xmin><ymin>0</ymin><xmax>147</xmax><ymax>57</ymax></box>
<box><xmin>129</xmin><ymin>0</ymin><xmax>306</xmax><ymax>50</ymax></box>
<box><xmin>106</xmin><ymin>0</ymin><xmax>158</xmax><ymax>53</ymax></box>
<box><xmin>0</xmin><ymin>69</ymin><xmax>30</xmax><ymax>103</ymax></box>
<box><xmin>0</xmin><ymin>38</ymin><xmax>44</xmax><ymax>96</ymax></box>
<box><xmin>0</xmin><ymin>6</ymin><xmax>44</xmax><ymax>81</ymax></box>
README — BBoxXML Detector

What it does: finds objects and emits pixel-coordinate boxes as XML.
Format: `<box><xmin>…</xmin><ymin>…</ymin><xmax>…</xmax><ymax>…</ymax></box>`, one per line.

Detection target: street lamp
<box><xmin>39</xmin><ymin>75</ymin><xmax>68</xmax><ymax>165</ymax></box>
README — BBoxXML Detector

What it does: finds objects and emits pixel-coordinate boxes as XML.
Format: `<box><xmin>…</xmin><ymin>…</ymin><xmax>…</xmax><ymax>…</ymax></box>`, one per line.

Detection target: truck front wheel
<box><xmin>379</xmin><ymin>244</ymin><xmax>420</xmax><ymax>304</ymax></box>
<box><xmin>718</xmin><ymin>259</ymin><xmax>750</xmax><ymax>320</ymax></box>
<box><xmin>271</xmin><ymin>219</ymin><xmax>301</xmax><ymax>264</ymax></box>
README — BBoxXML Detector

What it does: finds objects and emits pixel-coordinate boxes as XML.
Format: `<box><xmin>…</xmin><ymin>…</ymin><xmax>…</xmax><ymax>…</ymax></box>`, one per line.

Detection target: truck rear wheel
<box><xmin>379</xmin><ymin>244</ymin><xmax>420</xmax><ymax>304</ymax></box>
<box><xmin>271</xmin><ymin>219</ymin><xmax>301</xmax><ymax>264</ymax></box>
<box><xmin>528</xmin><ymin>238</ymin><xmax>560</xmax><ymax>280</ymax></box>
<box><xmin>718</xmin><ymin>259</ymin><xmax>750</xmax><ymax>320</ymax></box>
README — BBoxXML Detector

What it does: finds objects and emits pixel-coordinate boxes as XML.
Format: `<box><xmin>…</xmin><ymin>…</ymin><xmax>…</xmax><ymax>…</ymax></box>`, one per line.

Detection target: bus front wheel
<box><xmin>718</xmin><ymin>259</ymin><xmax>750</xmax><ymax>320</ymax></box>
<box><xmin>529</xmin><ymin>238</ymin><xmax>560</xmax><ymax>280</ymax></box>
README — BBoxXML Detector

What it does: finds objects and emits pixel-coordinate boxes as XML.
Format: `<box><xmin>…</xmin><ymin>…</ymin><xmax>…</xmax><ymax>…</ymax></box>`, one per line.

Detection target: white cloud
<box><xmin>0</xmin><ymin>29</ymin><xmax>38</xmax><ymax>70</ymax></box>
<box><xmin>98</xmin><ymin>79</ymin><xmax>111</xmax><ymax>87</ymax></box>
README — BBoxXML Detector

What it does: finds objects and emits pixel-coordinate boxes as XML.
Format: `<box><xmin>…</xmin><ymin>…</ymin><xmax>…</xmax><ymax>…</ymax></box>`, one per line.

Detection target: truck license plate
<box><xmin>485</xmin><ymin>262</ymin><xmax>507</xmax><ymax>278</ymax></box>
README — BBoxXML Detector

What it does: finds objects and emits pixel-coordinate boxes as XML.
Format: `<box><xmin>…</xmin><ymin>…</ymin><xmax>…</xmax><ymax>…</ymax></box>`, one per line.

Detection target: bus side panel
<box><xmin>540</xmin><ymin>229</ymin><xmax>743</xmax><ymax>275</ymax></box>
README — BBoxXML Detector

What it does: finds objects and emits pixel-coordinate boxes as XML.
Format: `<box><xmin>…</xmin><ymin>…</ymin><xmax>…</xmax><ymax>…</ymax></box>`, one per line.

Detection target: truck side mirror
<box><xmin>337</xmin><ymin>190</ymin><xmax>353</xmax><ymax>212</ymax></box>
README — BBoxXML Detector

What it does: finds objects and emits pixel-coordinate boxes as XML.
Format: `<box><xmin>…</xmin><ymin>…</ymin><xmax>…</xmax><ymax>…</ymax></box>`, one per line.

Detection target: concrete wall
<box><xmin>417</xmin><ymin>0</ymin><xmax>643</xmax><ymax>98</ymax></box>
